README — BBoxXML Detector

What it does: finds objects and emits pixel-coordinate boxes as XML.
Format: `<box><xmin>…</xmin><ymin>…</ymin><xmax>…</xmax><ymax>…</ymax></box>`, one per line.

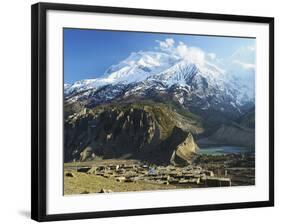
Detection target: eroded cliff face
<box><xmin>170</xmin><ymin>132</ymin><xmax>199</xmax><ymax>166</ymax></box>
<box><xmin>64</xmin><ymin>98</ymin><xmax>255</xmax><ymax>165</ymax></box>
<box><xmin>64</xmin><ymin>101</ymin><xmax>203</xmax><ymax>164</ymax></box>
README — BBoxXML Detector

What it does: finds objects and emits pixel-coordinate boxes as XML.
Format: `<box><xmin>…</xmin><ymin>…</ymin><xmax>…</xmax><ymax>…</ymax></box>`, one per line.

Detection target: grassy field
<box><xmin>64</xmin><ymin>159</ymin><xmax>178</xmax><ymax>195</ymax></box>
<box><xmin>64</xmin><ymin>171</ymin><xmax>177</xmax><ymax>195</ymax></box>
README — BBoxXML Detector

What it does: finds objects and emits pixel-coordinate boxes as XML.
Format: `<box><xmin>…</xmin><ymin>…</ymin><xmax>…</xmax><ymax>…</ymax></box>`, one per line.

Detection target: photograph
<box><xmin>0</xmin><ymin>0</ymin><xmax>278</xmax><ymax>223</ymax></box>
<box><xmin>63</xmin><ymin>29</ymin><xmax>256</xmax><ymax>195</ymax></box>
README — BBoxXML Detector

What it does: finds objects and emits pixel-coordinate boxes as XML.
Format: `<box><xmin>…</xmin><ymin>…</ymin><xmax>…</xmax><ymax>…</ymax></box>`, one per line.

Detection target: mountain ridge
<box><xmin>65</xmin><ymin>49</ymin><xmax>254</xmax><ymax>107</ymax></box>
<box><xmin>64</xmin><ymin>48</ymin><xmax>255</xmax><ymax>164</ymax></box>
<box><xmin>64</xmin><ymin>101</ymin><xmax>203</xmax><ymax>164</ymax></box>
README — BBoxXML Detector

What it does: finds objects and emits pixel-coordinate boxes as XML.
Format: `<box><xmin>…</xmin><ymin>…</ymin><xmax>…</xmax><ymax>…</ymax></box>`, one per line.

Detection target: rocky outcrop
<box><xmin>79</xmin><ymin>146</ymin><xmax>95</xmax><ymax>161</ymax></box>
<box><xmin>170</xmin><ymin>132</ymin><xmax>199</xmax><ymax>166</ymax></box>
<box><xmin>64</xmin><ymin>101</ymin><xmax>203</xmax><ymax>164</ymax></box>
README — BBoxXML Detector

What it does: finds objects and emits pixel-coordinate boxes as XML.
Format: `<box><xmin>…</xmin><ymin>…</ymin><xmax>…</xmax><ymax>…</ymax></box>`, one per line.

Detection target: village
<box><xmin>65</xmin><ymin>161</ymin><xmax>232</xmax><ymax>192</ymax></box>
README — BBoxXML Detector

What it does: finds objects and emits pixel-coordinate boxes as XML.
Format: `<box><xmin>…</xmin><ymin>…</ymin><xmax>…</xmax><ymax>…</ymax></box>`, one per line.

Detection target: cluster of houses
<box><xmin>74</xmin><ymin>163</ymin><xmax>231</xmax><ymax>188</ymax></box>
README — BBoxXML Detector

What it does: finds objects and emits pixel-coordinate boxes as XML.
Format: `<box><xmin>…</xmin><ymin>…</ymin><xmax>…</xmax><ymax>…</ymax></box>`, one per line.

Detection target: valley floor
<box><xmin>64</xmin><ymin>153</ymin><xmax>255</xmax><ymax>195</ymax></box>
<box><xmin>64</xmin><ymin>171</ymin><xmax>177</xmax><ymax>195</ymax></box>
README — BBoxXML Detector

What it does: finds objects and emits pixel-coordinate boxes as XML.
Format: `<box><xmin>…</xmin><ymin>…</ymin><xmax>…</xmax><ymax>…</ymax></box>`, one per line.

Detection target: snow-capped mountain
<box><xmin>65</xmin><ymin>51</ymin><xmax>179</xmax><ymax>96</ymax></box>
<box><xmin>64</xmin><ymin>48</ymin><xmax>255</xmax><ymax>118</ymax></box>
<box><xmin>104</xmin><ymin>51</ymin><xmax>179</xmax><ymax>83</ymax></box>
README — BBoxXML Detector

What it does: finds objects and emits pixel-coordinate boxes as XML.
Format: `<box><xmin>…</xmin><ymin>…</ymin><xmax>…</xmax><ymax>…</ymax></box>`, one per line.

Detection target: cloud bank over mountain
<box><xmin>155</xmin><ymin>38</ymin><xmax>255</xmax><ymax>75</ymax></box>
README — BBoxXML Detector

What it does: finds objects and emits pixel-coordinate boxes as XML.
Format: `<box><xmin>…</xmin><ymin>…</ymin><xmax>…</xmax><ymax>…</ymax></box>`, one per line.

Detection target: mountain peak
<box><xmin>102</xmin><ymin>51</ymin><xmax>179</xmax><ymax>84</ymax></box>
<box><xmin>64</xmin><ymin>48</ymin><xmax>255</xmax><ymax>114</ymax></box>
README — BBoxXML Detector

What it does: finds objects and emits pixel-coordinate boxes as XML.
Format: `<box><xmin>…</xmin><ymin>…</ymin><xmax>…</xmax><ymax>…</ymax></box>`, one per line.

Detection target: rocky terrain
<box><xmin>64</xmin><ymin>101</ymin><xmax>203</xmax><ymax>165</ymax></box>
<box><xmin>64</xmin><ymin>46</ymin><xmax>255</xmax><ymax>167</ymax></box>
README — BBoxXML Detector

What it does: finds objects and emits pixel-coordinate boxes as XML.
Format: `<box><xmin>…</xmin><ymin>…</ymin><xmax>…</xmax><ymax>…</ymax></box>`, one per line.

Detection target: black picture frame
<box><xmin>31</xmin><ymin>2</ymin><xmax>274</xmax><ymax>222</ymax></box>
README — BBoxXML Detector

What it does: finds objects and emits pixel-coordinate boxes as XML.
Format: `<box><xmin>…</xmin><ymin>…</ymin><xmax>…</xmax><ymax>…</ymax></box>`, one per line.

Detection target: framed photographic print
<box><xmin>31</xmin><ymin>2</ymin><xmax>274</xmax><ymax>222</ymax></box>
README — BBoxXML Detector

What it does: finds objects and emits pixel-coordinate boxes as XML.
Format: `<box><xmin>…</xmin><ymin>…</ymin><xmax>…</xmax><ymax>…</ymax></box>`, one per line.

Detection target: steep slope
<box><xmin>64</xmin><ymin>48</ymin><xmax>255</xmax><ymax>158</ymax></box>
<box><xmin>104</xmin><ymin>51</ymin><xmax>179</xmax><ymax>83</ymax></box>
<box><xmin>238</xmin><ymin>107</ymin><xmax>255</xmax><ymax>129</ymax></box>
<box><xmin>64</xmin><ymin>101</ymin><xmax>203</xmax><ymax>164</ymax></box>
<box><xmin>197</xmin><ymin>109</ymin><xmax>255</xmax><ymax>148</ymax></box>
<box><xmin>64</xmin><ymin>48</ymin><xmax>255</xmax><ymax>114</ymax></box>
<box><xmin>64</xmin><ymin>54</ymin><xmax>254</xmax><ymax>126</ymax></box>
<box><xmin>170</xmin><ymin>132</ymin><xmax>199</xmax><ymax>165</ymax></box>
<box><xmin>198</xmin><ymin>123</ymin><xmax>254</xmax><ymax>148</ymax></box>
<box><xmin>64</xmin><ymin>51</ymin><xmax>179</xmax><ymax>97</ymax></box>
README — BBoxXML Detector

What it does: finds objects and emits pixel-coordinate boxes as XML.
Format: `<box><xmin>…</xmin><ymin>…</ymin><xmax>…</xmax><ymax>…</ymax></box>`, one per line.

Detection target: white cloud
<box><xmin>233</xmin><ymin>60</ymin><xmax>255</xmax><ymax>70</ymax></box>
<box><xmin>230</xmin><ymin>45</ymin><xmax>256</xmax><ymax>64</ymax></box>
<box><xmin>156</xmin><ymin>38</ymin><xmax>206</xmax><ymax>67</ymax></box>
<box><xmin>156</xmin><ymin>38</ymin><xmax>175</xmax><ymax>51</ymax></box>
<box><xmin>207</xmin><ymin>53</ymin><xmax>216</xmax><ymax>60</ymax></box>
<box><xmin>165</xmin><ymin>38</ymin><xmax>175</xmax><ymax>47</ymax></box>
<box><xmin>155</xmin><ymin>39</ymin><xmax>255</xmax><ymax>74</ymax></box>
<box><xmin>178</xmin><ymin>46</ymin><xmax>206</xmax><ymax>66</ymax></box>
<box><xmin>246</xmin><ymin>46</ymin><xmax>255</xmax><ymax>51</ymax></box>
<box><xmin>228</xmin><ymin>45</ymin><xmax>256</xmax><ymax>73</ymax></box>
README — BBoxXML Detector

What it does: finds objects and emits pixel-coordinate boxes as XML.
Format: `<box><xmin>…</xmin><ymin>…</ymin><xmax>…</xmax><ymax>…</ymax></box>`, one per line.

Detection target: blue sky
<box><xmin>64</xmin><ymin>28</ymin><xmax>255</xmax><ymax>84</ymax></box>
